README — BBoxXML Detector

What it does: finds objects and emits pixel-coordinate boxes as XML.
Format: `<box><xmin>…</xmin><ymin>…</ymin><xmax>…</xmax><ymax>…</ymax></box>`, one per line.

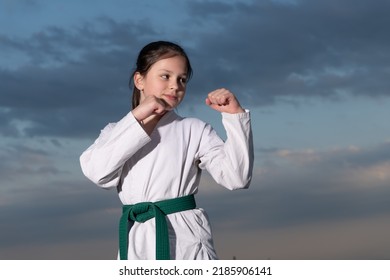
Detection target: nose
<box><xmin>170</xmin><ymin>80</ymin><xmax>179</xmax><ymax>90</ymax></box>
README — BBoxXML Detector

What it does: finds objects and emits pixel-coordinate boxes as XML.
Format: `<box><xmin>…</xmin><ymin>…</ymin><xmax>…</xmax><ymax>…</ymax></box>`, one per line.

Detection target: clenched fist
<box><xmin>205</xmin><ymin>88</ymin><xmax>245</xmax><ymax>114</ymax></box>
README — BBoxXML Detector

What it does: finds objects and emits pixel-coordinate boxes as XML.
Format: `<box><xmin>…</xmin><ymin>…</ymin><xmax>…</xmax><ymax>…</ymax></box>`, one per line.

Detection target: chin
<box><xmin>167</xmin><ymin>105</ymin><xmax>178</xmax><ymax>111</ymax></box>
<box><xmin>165</xmin><ymin>100</ymin><xmax>181</xmax><ymax>109</ymax></box>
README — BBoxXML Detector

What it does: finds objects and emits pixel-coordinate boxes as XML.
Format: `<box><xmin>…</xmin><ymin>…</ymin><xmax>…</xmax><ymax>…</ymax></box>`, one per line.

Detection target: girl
<box><xmin>80</xmin><ymin>41</ymin><xmax>254</xmax><ymax>260</ymax></box>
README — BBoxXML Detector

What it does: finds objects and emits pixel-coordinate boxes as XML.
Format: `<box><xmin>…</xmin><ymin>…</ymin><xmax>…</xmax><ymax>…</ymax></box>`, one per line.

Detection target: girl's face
<box><xmin>135</xmin><ymin>55</ymin><xmax>188</xmax><ymax>110</ymax></box>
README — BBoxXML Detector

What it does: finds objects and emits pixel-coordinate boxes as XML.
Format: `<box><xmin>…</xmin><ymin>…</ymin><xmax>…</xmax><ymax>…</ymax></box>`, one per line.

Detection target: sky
<box><xmin>1</xmin><ymin>0</ymin><xmax>390</xmax><ymax>260</ymax></box>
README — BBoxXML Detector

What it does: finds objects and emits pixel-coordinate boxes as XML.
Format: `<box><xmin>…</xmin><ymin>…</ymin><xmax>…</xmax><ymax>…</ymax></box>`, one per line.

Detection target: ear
<box><xmin>133</xmin><ymin>72</ymin><xmax>144</xmax><ymax>90</ymax></box>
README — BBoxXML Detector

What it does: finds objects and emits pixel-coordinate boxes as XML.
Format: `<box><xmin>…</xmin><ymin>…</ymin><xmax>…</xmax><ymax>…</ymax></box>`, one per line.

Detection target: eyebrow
<box><xmin>158</xmin><ymin>69</ymin><xmax>187</xmax><ymax>76</ymax></box>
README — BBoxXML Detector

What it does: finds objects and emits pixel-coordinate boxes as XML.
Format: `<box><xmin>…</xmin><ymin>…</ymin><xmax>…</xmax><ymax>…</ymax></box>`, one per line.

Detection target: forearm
<box><xmin>198</xmin><ymin>110</ymin><xmax>254</xmax><ymax>190</ymax></box>
<box><xmin>80</xmin><ymin>112</ymin><xmax>151</xmax><ymax>188</ymax></box>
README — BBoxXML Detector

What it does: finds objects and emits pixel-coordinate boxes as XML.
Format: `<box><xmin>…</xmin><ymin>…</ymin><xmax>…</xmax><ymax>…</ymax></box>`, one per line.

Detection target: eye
<box><xmin>161</xmin><ymin>74</ymin><xmax>169</xmax><ymax>80</ymax></box>
<box><xmin>179</xmin><ymin>77</ymin><xmax>187</xmax><ymax>85</ymax></box>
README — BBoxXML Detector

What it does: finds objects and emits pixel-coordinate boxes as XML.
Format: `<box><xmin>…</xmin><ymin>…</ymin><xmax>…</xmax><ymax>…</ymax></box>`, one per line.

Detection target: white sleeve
<box><xmin>197</xmin><ymin>110</ymin><xmax>254</xmax><ymax>190</ymax></box>
<box><xmin>79</xmin><ymin>112</ymin><xmax>150</xmax><ymax>189</ymax></box>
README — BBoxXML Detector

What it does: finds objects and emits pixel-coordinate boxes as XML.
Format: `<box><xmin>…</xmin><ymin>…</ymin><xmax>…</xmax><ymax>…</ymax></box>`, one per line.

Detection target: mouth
<box><xmin>162</xmin><ymin>95</ymin><xmax>180</xmax><ymax>108</ymax></box>
<box><xmin>163</xmin><ymin>94</ymin><xmax>178</xmax><ymax>101</ymax></box>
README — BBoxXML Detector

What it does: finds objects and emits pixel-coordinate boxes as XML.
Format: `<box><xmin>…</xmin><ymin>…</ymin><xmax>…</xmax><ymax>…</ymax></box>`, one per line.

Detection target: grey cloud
<box><xmin>199</xmin><ymin>180</ymin><xmax>390</xmax><ymax>231</ymax></box>
<box><xmin>0</xmin><ymin>61</ymin><xmax>129</xmax><ymax>138</ymax></box>
<box><xmin>2</xmin><ymin>0</ymin><xmax>390</xmax><ymax>138</ymax></box>
<box><xmin>259</xmin><ymin>141</ymin><xmax>390</xmax><ymax>170</ymax></box>
<box><xmin>0</xmin><ymin>18</ymin><xmax>157</xmax><ymax>138</ymax></box>
<box><xmin>318</xmin><ymin>143</ymin><xmax>390</xmax><ymax>169</ymax></box>
<box><xmin>0</xmin><ymin>178</ymin><xmax>120</xmax><ymax>253</ymax></box>
<box><xmin>1</xmin><ymin>0</ymin><xmax>41</xmax><ymax>12</ymax></box>
<box><xmin>186</xmin><ymin>0</ymin><xmax>390</xmax><ymax>105</ymax></box>
<box><xmin>198</xmin><ymin>142</ymin><xmax>390</xmax><ymax>232</ymax></box>
<box><xmin>0</xmin><ymin>143</ymin><xmax>64</xmax><ymax>182</ymax></box>
<box><xmin>0</xmin><ymin>16</ymin><xmax>156</xmax><ymax>66</ymax></box>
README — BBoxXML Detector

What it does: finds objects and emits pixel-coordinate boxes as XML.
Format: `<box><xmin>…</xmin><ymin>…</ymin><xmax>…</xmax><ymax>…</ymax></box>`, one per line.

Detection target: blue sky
<box><xmin>1</xmin><ymin>0</ymin><xmax>390</xmax><ymax>259</ymax></box>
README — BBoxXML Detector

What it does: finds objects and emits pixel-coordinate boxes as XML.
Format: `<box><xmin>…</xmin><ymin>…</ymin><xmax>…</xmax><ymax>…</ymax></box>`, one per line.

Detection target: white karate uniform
<box><xmin>80</xmin><ymin>110</ymin><xmax>253</xmax><ymax>260</ymax></box>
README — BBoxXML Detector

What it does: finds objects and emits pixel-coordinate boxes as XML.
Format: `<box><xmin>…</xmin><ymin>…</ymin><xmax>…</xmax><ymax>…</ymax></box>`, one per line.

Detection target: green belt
<box><xmin>119</xmin><ymin>194</ymin><xmax>196</xmax><ymax>260</ymax></box>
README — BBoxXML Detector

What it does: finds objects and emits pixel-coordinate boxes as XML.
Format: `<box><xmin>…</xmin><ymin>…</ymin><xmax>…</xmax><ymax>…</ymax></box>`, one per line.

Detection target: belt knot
<box><xmin>128</xmin><ymin>202</ymin><xmax>156</xmax><ymax>222</ymax></box>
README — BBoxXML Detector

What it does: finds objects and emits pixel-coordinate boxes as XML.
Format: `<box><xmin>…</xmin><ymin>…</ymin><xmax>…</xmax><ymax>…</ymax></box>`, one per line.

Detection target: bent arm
<box><xmin>80</xmin><ymin>112</ymin><xmax>150</xmax><ymax>189</ymax></box>
<box><xmin>198</xmin><ymin>110</ymin><xmax>254</xmax><ymax>190</ymax></box>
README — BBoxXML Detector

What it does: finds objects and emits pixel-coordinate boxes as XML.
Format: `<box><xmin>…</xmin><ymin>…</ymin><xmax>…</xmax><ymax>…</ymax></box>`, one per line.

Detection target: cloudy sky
<box><xmin>1</xmin><ymin>0</ymin><xmax>390</xmax><ymax>260</ymax></box>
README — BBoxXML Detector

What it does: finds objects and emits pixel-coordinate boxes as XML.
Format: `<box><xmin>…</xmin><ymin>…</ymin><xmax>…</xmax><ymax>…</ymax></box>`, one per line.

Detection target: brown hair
<box><xmin>130</xmin><ymin>41</ymin><xmax>193</xmax><ymax>109</ymax></box>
